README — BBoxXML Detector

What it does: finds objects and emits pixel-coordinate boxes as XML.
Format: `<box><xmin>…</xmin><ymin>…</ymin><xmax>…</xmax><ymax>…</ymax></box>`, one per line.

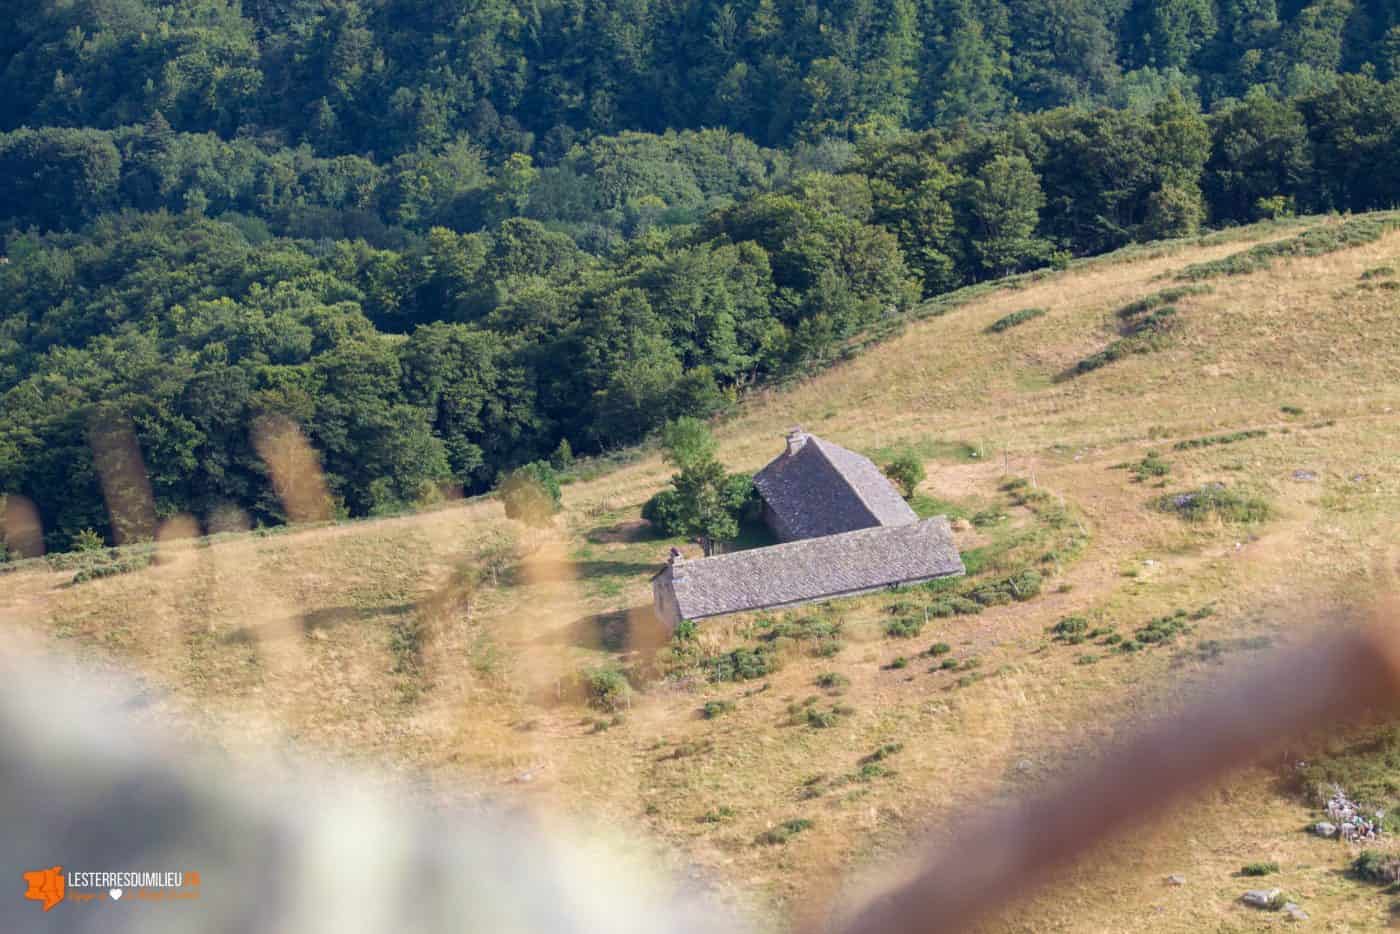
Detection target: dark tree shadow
<box><xmin>585</xmin><ymin>518</ymin><xmax>660</xmax><ymax>545</ymax></box>
<box><xmin>543</xmin><ymin>604</ymin><xmax>670</xmax><ymax>656</ymax></box>
<box><xmin>573</xmin><ymin>559</ymin><xmax>663</xmax><ymax>580</ymax></box>
<box><xmin>219</xmin><ymin>602</ymin><xmax>415</xmax><ymax>644</ymax></box>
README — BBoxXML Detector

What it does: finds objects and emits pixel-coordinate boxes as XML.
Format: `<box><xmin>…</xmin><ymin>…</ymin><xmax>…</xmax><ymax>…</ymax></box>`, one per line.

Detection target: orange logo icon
<box><xmin>23</xmin><ymin>866</ymin><xmax>65</xmax><ymax>912</ymax></box>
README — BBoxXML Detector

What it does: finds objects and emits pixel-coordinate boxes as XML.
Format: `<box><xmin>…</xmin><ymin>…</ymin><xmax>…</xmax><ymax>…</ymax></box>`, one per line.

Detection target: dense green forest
<box><xmin>4</xmin><ymin>0</ymin><xmax>1400</xmax><ymax>551</ymax></box>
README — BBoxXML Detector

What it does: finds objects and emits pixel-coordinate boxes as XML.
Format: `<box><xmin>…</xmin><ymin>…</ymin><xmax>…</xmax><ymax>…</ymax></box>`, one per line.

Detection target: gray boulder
<box><xmin>1241</xmin><ymin>888</ymin><xmax>1282</xmax><ymax>909</ymax></box>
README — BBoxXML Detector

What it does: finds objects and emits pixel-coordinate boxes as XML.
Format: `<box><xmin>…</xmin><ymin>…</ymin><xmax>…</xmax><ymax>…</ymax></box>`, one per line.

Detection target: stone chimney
<box><xmin>786</xmin><ymin>427</ymin><xmax>808</xmax><ymax>456</ymax></box>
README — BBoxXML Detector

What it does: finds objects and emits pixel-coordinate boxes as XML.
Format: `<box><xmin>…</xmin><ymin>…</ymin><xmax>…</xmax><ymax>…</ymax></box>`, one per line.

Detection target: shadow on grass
<box><xmin>543</xmin><ymin>604</ymin><xmax>671</xmax><ymax>655</ymax></box>
<box><xmin>573</xmin><ymin>559</ymin><xmax>663</xmax><ymax>580</ymax></box>
<box><xmin>220</xmin><ymin>601</ymin><xmax>416</xmax><ymax>643</ymax></box>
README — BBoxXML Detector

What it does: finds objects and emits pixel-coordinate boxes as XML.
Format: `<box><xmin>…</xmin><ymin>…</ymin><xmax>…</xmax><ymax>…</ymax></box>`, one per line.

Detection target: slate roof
<box><xmin>659</xmin><ymin>517</ymin><xmax>964</xmax><ymax>621</ymax></box>
<box><xmin>752</xmin><ymin>432</ymin><xmax>917</xmax><ymax>541</ymax></box>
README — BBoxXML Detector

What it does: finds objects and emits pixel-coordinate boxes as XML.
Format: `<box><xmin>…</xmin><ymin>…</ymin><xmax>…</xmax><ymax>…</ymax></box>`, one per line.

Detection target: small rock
<box><xmin>1241</xmin><ymin>888</ymin><xmax>1281</xmax><ymax>909</ymax></box>
<box><xmin>1166</xmin><ymin>874</ymin><xmax>1186</xmax><ymax>886</ymax></box>
<box><xmin>1282</xmin><ymin>902</ymin><xmax>1309</xmax><ymax>922</ymax></box>
<box><xmin>512</xmin><ymin>770</ymin><xmax>536</xmax><ymax>784</ymax></box>
<box><xmin>1292</xmin><ymin>469</ymin><xmax>1318</xmax><ymax>482</ymax></box>
<box><xmin>1312</xmin><ymin>821</ymin><xmax>1337</xmax><ymax>837</ymax></box>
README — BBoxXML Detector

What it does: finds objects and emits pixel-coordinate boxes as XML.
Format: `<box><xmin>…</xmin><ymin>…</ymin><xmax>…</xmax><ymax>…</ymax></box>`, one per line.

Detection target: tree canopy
<box><xmin>6</xmin><ymin>0</ymin><xmax>1400</xmax><ymax>552</ymax></box>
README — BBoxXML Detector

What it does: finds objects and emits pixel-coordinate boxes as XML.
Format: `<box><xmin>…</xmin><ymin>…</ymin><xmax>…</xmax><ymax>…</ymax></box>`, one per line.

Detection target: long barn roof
<box><xmin>661</xmin><ymin>517</ymin><xmax>963</xmax><ymax>621</ymax></box>
<box><xmin>752</xmin><ymin>433</ymin><xmax>917</xmax><ymax>540</ymax></box>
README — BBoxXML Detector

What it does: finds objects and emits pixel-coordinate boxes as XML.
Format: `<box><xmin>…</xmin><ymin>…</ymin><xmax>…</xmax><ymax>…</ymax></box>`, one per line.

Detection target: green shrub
<box><xmin>1155</xmin><ymin>484</ymin><xmax>1271</xmax><ymax>523</ymax></box>
<box><xmin>1241</xmin><ymin>861</ymin><xmax>1279</xmax><ymax>877</ymax></box>
<box><xmin>1352</xmin><ymin>851</ymin><xmax>1400</xmax><ymax>884</ymax></box>
<box><xmin>1115</xmin><ymin>285</ymin><xmax>1212</xmax><ymax>318</ymax></box>
<box><xmin>987</xmin><ymin>306</ymin><xmax>1048</xmax><ymax>332</ymax></box>
<box><xmin>882</xmin><ymin>453</ymin><xmax>926</xmax><ymax>499</ymax></box>
<box><xmin>885</xmin><ymin>615</ymin><xmax>923</xmax><ymax>638</ymax></box>
<box><xmin>699</xmin><ymin>805</ymin><xmax>735</xmax><ymax>823</ymax></box>
<box><xmin>757</xmin><ymin>614</ymin><xmax>843</xmax><ymax>644</ymax></box>
<box><xmin>498</xmin><ymin>461</ymin><xmax>563</xmax><ymax>527</ymax></box>
<box><xmin>806</xmin><ymin>708</ymin><xmax>838</xmax><ymax>728</ymax></box>
<box><xmin>1135</xmin><ymin>609</ymin><xmax>1192</xmax><ymax>645</ymax></box>
<box><xmin>1050</xmin><ymin>615</ymin><xmax>1088</xmax><ymax>640</ymax></box>
<box><xmin>755</xmin><ymin>818</ymin><xmax>814</xmax><ymax>845</ymax></box>
<box><xmin>1176</xmin><ymin>218</ymin><xmax>1397</xmax><ymax>281</ymax></box>
<box><xmin>71</xmin><ymin>528</ymin><xmax>106</xmax><ymax>552</ymax></box>
<box><xmin>1280</xmin><ymin>405</ymin><xmax>1304</xmax><ymax>416</ymax></box>
<box><xmin>927</xmin><ymin>642</ymin><xmax>952</xmax><ymax>656</ymax></box>
<box><xmin>861</xmin><ymin>742</ymin><xmax>903</xmax><ymax>763</ymax></box>
<box><xmin>701</xmin><ymin>699</ymin><xmax>735</xmax><ymax>718</ymax></box>
<box><xmin>969</xmin><ymin>569</ymin><xmax>1042</xmax><ymax>606</ymax></box>
<box><xmin>1076</xmin><ymin>654</ymin><xmax>1099</xmax><ymax>665</ymax></box>
<box><xmin>1172</xmin><ymin>428</ymin><xmax>1267</xmax><ymax>450</ymax></box>
<box><xmin>816</xmin><ymin>671</ymin><xmax>849</xmax><ymax>692</ymax></box>
<box><xmin>929</xmin><ymin>596</ymin><xmax>983</xmax><ymax>617</ymax></box>
<box><xmin>706</xmin><ymin>646</ymin><xmax>779</xmax><ymax>682</ymax></box>
<box><xmin>584</xmin><ymin>667</ymin><xmax>632</xmax><ymax>712</ymax></box>
<box><xmin>886</xmin><ymin>656</ymin><xmax>909</xmax><ymax>669</ymax></box>
<box><xmin>1131</xmin><ymin>452</ymin><xmax>1171</xmax><ymax>481</ymax></box>
<box><xmin>938</xmin><ymin>658</ymin><xmax>959</xmax><ymax>670</ymax></box>
<box><xmin>1360</xmin><ymin>265</ymin><xmax>1395</xmax><ymax>280</ymax></box>
<box><xmin>1072</xmin><ymin>307</ymin><xmax>1179</xmax><ymax>375</ymax></box>
<box><xmin>549</xmin><ymin>438</ymin><xmax>575</xmax><ymax>470</ymax></box>
<box><xmin>970</xmin><ymin>508</ymin><xmax>1009</xmax><ymax>527</ymax></box>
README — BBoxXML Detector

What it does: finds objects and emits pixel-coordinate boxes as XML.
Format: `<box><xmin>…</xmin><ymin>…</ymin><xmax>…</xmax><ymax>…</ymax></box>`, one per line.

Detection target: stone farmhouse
<box><xmin>651</xmin><ymin>430</ymin><xmax>964</xmax><ymax>628</ymax></box>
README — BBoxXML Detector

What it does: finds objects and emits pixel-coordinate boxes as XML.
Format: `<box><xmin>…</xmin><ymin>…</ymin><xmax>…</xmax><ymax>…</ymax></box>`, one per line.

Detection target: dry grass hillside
<box><xmin>7</xmin><ymin>213</ymin><xmax>1400</xmax><ymax>930</ymax></box>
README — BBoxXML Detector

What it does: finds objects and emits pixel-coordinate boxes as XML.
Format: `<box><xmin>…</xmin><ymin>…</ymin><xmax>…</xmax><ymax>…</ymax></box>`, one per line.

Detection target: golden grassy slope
<box><xmin>6</xmin><ymin>215</ymin><xmax>1400</xmax><ymax>929</ymax></box>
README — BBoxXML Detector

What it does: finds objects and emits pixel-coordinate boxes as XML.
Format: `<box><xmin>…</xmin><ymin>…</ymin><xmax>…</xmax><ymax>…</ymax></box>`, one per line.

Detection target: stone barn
<box><xmin>651</xmin><ymin>430</ymin><xmax>964</xmax><ymax>629</ymax></box>
<box><xmin>752</xmin><ymin>430</ymin><xmax>918</xmax><ymax>541</ymax></box>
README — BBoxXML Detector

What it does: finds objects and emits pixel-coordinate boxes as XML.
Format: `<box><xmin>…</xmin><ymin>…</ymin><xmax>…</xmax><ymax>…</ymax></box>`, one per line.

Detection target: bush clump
<box><xmin>885</xmin><ymin>615</ymin><xmax>924</xmax><ymax>638</ymax></box>
<box><xmin>1072</xmin><ymin>307</ymin><xmax>1179</xmax><ymax>376</ymax></box>
<box><xmin>987</xmin><ymin>306</ymin><xmax>1048</xmax><ymax>333</ymax></box>
<box><xmin>706</xmin><ymin>646</ymin><xmax>779</xmax><ymax>682</ymax></box>
<box><xmin>1115</xmin><ymin>284</ymin><xmax>1212</xmax><ymax>318</ymax></box>
<box><xmin>1176</xmin><ymin>218</ymin><xmax>1397</xmax><ymax>281</ymax></box>
<box><xmin>756</xmin><ymin>818</ymin><xmax>814</xmax><ymax>845</ymax></box>
<box><xmin>584</xmin><ymin>667</ymin><xmax>632</xmax><ymax>712</ymax></box>
<box><xmin>927</xmin><ymin>642</ymin><xmax>952</xmax><ymax>656</ymax></box>
<box><xmin>70</xmin><ymin>554</ymin><xmax>153</xmax><ymax>584</ymax></box>
<box><xmin>1131</xmin><ymin>451</ymin><xmax>1171</xmax><ymax>481</ymax></box>
<box><xmin>969</xmin><ymin>569</ymin><xmax>1042</xmax><ymax>606</ymax></box>
<box><xmin>1352</xmin><ymin>850</ymin><xmax>1400</xmax><ymax>884</ymax></box>
<box><xmin>1050</xmin><ymin>615</ymin><xmax>1088</xmax><ymax>640</ymax></box>
<box><xmin>882</xmin><ymin>453</ymin><xmax>926</xmax><ymax>500</ymax></box>
<box><xmin>1155</xmin><ymin>484</ymin><xmax>1271</xmax><ymax>523</ymax></box>
<box><xmin>701</xmin><ymin>699</ymin><xmax>735</xmax><ymax>718</ymax></box>
<box><xmin>498</xmin><ymin>461</ymin><xmax>563</xmax><ymax>527</ymax></box>
<box><xmin>929</xmin><ymin>596</ymin><xmax>983</xmax><ymax>617</ymax></box>
<box><xmin>1241</xmin><ymin>861</ymin><xmax>1279</xmax><ymax>877</ymax></box>
<box><xmin>1172</xmin><ymin>428</ymin><xmax>1267</xmax><ymax>450</ymax></box>
<box><xmin>1135</xmin><ymin>609</ymin><xmax>1193</xmax><ymax>645</ymax></box>
<box><xmin>815</xmin><ymin>671</ymin><xmax>849</xmax><ymax>692</ymax></box>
